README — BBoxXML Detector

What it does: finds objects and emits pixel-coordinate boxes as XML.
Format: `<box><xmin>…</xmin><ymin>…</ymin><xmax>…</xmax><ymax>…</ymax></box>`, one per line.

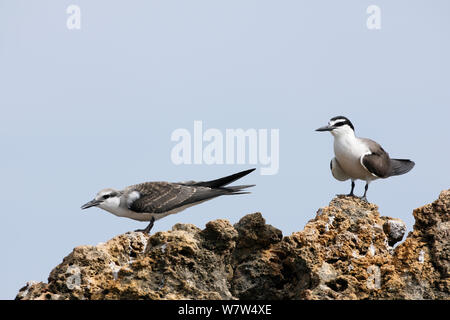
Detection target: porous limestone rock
<box><xmin>16</xmin><ymin>190</ymin><xmax>450</xmax><ymax>300</ymax></box>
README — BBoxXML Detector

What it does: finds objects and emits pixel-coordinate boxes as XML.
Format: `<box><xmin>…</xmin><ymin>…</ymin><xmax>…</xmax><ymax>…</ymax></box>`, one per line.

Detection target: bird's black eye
<box><xmin>102</xmin><ymin>194</ymin><xmax>110</xmax><ymax>199</ymax></box>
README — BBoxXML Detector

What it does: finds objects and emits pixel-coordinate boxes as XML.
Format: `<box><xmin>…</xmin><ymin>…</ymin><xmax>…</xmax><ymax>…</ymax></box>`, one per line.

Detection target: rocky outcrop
<box><xmin>17</xmin><ymin>190</ymin><xmax>450</xmax><ymax>300</ymax></box>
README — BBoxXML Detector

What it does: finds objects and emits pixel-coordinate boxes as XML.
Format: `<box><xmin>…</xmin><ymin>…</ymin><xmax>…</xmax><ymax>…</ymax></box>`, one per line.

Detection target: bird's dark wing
<box><xmin>126</xmin><ymin>182</ymin><xmax>194</xmax><ymax>214</ymax></box>
<box><xmin>126</xmin><ymin>182</ymin><xmax>233</xmax><ymax>214</ymax></box>
<box><xmin>360</xmin><ymin>138</ymin><xmax>391</xmax><ymax>178</ymax></box>
<box><xmin>127</xmin><ymin>170</ymin><xmax>255</xmax><ymax>214</ymax></box>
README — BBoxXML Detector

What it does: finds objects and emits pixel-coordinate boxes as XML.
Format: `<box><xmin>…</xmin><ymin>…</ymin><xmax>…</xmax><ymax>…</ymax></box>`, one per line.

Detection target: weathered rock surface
<box><xmin>17</xmin><ymin>190</ymin><xmax>450</xmax><ymax>300</ymax></box>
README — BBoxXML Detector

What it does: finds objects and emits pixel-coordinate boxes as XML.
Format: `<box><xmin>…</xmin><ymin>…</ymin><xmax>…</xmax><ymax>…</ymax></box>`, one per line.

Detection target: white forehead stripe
<box><xmin>329</xmin><ymin>118</ymin><xmax>346</xmax><ymax>126</ymax></box>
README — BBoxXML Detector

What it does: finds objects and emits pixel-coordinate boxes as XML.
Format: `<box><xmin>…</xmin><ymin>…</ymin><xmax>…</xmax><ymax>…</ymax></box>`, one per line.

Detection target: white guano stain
<box><xmin>366</xmin><ymin>265</ymin><xmax>381</xmax><ymax>290</ymax></box>
<box><xmin>65</xmin><ymin>265</ymin><xmax>82</xmax><ymax>290</ymax></box>
<box><xmin>418</xmin><ymin>249</ymin><xmax>425</xmax><ymax>264</ymax></box>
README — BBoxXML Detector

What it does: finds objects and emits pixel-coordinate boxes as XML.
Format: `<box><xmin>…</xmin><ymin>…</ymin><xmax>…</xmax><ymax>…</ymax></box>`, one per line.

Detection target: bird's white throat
<box><xmin>330</xmin><ymin>125</ymin><xmax>355</xmax><ymax>138</ymax></box>
<box><xmin>98</xmin><ymin>196</ymin><xmax>121</xmax><ymax>212</ymax></box>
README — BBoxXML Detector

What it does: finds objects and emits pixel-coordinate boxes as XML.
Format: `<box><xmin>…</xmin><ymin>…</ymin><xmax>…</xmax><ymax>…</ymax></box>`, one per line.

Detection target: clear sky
<box><xmin>1</xmin><ymin>0</ymin><xmax>449</xmax><ymax>299</ymax></box>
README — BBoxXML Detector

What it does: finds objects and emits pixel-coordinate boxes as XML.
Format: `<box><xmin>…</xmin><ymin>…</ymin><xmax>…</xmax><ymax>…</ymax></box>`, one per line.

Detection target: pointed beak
<box><xmin>315</xmin><ymin>124</ymin><xmax>334</xmax><ymax>132</ymax></box>
<box><xmin>81</xmin><ymin>199</ymin><xmax>102</xmax><ymax>210</ymax></box>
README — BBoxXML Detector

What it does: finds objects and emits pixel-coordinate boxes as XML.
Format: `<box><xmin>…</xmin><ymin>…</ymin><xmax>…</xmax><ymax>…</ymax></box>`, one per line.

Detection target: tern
<box><xmin>81</xmin><ymin>168</ymin><xmax>255</xmax><ymax>233</ymax></box>
<box><xmin>316</xmin><ymin>116</ymin><xmax>415</xmax><ymax>201</ymax></box>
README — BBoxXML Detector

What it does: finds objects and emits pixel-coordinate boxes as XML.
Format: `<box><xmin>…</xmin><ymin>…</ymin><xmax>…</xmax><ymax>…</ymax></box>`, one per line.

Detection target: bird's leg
<box><xmin>337</xmin><ymin>180</ymin><xmax>356</xmax><ymax>198</ymax></box>
<box><xmin>347</xmin><ymin>180</ymin><xmax>356</xmax><ymax>197</ymax></box>
<box><xmin>360</xmin><ymin>182</ymin><xmax>369</xmax><ymax>202</ymax></box>
<box><xmin>143</xmin><ymin>217</ymin><xmax>155</xmax><ymax>234</ymax></box>
<box><xmin>135</xmin><ymin>217</ymin><xmax>156</xmax><ymax>234</ymax></box>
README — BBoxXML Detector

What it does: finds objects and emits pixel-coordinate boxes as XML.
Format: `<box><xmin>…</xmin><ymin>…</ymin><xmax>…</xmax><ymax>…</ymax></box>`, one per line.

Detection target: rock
<box><xmin>382</xmin><ymin>218</ymin><xmax>407</xmax><ymax>246</ymax></box>
<box><xmin>16</xmin><ymin>190</ymin><xmax>450</xmax><ymax>300</ymax></box>
<box><xmin>389</xmin><ymin>190</ymin><xmax>450</xmax><ymax>299</ymax></box>
<box><xmin>230</xmin><ymin>213</ymin><xmax>285</xmax><ymax>299</ymax></box>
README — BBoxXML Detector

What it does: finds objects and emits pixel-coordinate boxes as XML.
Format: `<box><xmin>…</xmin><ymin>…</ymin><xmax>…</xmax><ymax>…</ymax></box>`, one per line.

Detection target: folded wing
<box><xmin>128</xmin><ymin>169</ymin><xmax>255</xmax><ymax>214</ymax></box>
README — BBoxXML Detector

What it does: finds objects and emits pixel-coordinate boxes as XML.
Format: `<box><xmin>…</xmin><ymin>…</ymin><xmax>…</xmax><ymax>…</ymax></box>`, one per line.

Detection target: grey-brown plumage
<box><xmin>81</xmin><ymin>169</ymin><xmax>255</xmax><ymax>233</ymax></box>
<box><xmin>360</xmin><ymin>138</ymin><xmax>415</xmax><ymax>178</ymax></box>
<box><xmin>126</xmin><ymin>182</ymin><xmax>196</xmax><ymax>214</ymax></box>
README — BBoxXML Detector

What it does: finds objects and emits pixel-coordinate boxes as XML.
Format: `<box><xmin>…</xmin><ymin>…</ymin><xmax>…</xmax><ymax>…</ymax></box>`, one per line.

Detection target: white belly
<box><xmin>333</xmin><ymin>137</ymin><xmax>376</xmax><ymax>181</ymax></box>
<box><xmin>99</xmin><ymin>205</ymin><xmax>157</xmax><ymax>221</ymax></box>
<box><xmin>98</xmin><ymin>202</ymin><xmax>204</xmax><ymax>222</ymax></box>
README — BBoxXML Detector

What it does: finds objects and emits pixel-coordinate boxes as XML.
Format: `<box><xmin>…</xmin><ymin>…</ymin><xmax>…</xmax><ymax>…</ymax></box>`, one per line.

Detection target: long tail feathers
<box><xmin>192</xmin><ymin>168</ymin><xmax>256</xmax><ymax>188</ymax></box>
<box><xmin>182</xmin><ymin>180</ymin><xmax>255</xmax><ymax>206</ymax></box>
<box><xmin>389</xmin><ymin>159</ymin><xmax>415</xmax><ymax>177</ymax></box>
<box><xmin>221</xmin><ymin>184</ymin><xmax>256</xmax><ymax>195</ymax></box>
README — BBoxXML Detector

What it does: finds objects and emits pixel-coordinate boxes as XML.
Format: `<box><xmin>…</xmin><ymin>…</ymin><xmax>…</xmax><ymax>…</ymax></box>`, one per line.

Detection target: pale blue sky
<box><xmin>1</xmin><ymin>0</ymin><xmax>449</xmax><ymax>299</ymax></box>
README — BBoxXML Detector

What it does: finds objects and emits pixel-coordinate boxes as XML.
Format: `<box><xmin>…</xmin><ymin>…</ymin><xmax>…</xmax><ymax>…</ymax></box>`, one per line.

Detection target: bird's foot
<box><xmin>135</xmin><ymin>217</ymin><xmax>155</xmax><ymax>234</ymax></box>
<box><xmin>134</xmin><ymin>228</ymin><xmax>149</xmax><ymax>234</ymax></box>
<box><xmin>336</xmin><ymin>193</ymin><xmax>357</xmax><ymax>198</ymax></box>
<box><xmin>359</xmin><ymin>196</ymin><xmax>369</xmax><ymax>203</ymax></box>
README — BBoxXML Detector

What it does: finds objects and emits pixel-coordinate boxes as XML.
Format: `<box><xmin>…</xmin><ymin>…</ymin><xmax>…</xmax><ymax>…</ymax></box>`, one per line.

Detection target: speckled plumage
<box><xmin>125</xmin><ymin>182</ymin><xmax>235</xmax><ymax>215</ymax></box>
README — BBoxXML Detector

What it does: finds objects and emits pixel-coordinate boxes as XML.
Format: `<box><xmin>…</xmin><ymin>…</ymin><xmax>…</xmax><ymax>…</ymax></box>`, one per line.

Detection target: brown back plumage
<box><xmin>125</xmin><ymin>169</ymin><xmax>255</xmax><ymax>214</ymax></box>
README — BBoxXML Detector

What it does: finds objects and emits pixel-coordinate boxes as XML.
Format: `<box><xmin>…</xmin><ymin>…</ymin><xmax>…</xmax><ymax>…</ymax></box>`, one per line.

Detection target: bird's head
<box><xmin>315</xmin><ymin>116</ymin><xmax>355</xmax><ymax>137</ymax></box>
<box><xmin>81</xmin><ymin>188</ymin><xmax>121</xmax><ymax>210</ymax></box>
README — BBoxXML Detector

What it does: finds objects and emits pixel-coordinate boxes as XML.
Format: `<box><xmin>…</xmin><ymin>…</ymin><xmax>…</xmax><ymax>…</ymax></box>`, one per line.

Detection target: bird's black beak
<box><xmin>81</xmin><ymin>199</ymin><xmax>102</xmax><ymax>210</ymax></box>
<box><xmin>315</xmin><ymin>124</ymin><xmax>334</xmax><ymax>132</ymax></box>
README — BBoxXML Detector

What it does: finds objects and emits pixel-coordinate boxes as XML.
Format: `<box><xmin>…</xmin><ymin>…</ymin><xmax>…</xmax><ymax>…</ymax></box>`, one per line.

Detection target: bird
<box><xmin>315</xmin><ymin>116</ymin><xmax>415</xmax><ymax>202</ymax></box>
<box><xmin>81</xmin><ymin>168</ymin><xmax>255</xmax><ymax>233</ymax></box>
